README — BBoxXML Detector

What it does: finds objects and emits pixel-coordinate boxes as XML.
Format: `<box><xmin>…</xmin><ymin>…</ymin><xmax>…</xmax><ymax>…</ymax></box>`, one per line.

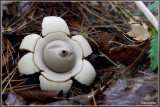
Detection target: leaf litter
<box><xmin>126</xmin><ymin>18</ymin><xmax>150</xmax><ymax>41</ymax></box>
<box><xmin>2</xmin><ymin>1</ymin><xmax>158</xmax><ymax>105</ymax></box>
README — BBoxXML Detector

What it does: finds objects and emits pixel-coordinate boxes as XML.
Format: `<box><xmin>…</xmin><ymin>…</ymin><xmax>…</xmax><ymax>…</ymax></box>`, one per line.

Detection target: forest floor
<box><xmin>2</xmin><ymin>1</ymin><xmax>158</xmax><ymax>105</ymax></box>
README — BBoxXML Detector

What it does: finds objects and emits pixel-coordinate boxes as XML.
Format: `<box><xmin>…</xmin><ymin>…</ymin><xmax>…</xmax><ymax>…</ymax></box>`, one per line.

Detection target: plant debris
<box><xmin>2</xmin><ymin>1</ymin><xmax>158</xmax><ymax>106</ymax></box>
<box><xmin>127</xmin><ymin>18</ymin><xmax>149</xmax><ymax>41</ymax></box>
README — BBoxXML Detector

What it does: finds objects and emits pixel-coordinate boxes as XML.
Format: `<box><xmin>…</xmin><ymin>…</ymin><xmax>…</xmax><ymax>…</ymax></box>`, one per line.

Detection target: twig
<box><xmin>117</xmin><ymin>31</ymin><xmax>139</xmax><ymax>42</ymax></box>
<box><xmin>109</xmin><ymin>40</ymin><xmax>146</xmax><ymax>47</ymax></box>
<box><xmin>15</xmin><ymin>20</ymin><xmax>32</xmax><ymax>31</ymax></box>
<box><xmin>77</xmin><ymin>4</ymin><xmax>97</xmax><ymax>35</ymax></box>
<box><xmin>2</xmin><ymin>66</ymin><xmax>18</xmax><ymax>84</ymax></box>
<box><xmin>2</xmin><ymin>72</ymin><xmax>7</xmax><ymax>77</ymax></box>
<box><xmin>2</xmin><ymin>53</ymin><xmax>9</xmax><ymax>72</ymax></box>
<box><xmin>70</xmin><ymin>90</ymin><xmax>78</xmax><ymax>96</ymax></box>
<box><xmin>7</xmin><ymin>2</ymin><xmax>36</xmax><ymax>28</ymax></box>
<box><xmin>91</xmin><ymin>88</ymin><xmax>97</xmax><ymax>106</ymax></box>
<box><xmin>71</xmin><ymin>87</ymin><xmax>82</xmax><ymax>91</ymax></box>
<box><xmin>58</xmin><ymin>3</ymin><xmax>79</xmax><ymax>17</ymax></box>
<box><xmin>138</xmin><ymin>70</ymin><xmax>153</xmax><ymax>76</ymax></box>
<box><xmin>6</xmin><ymin>39</ymin><xmax>14</xmax><ymax>64</ymax></box>
<box><xmin>59</xmin><ymin>11</ymin><xmax>69</xmax><ymax>17</ymax></box>
<box><xmin>80</xmin><ymin>16</ymin><xmax>85</xmax><ymax>32</ymax></box>
<box><xmin>2</xmin><ymin>70</ymin><xmax>17</xmax><ymax>94</ymax></box>
<box><xmin>11</xmin><ymin>78</ymin><xmax>28</xmax><ymax>82</ymax></box>
<box><xmin>6</xmin><ymin>39</ymin><xmax>15</xmax><ymax>53</ymax></box>
<box><xmin>100</xmin><ymin>78</ymin><xmax>114</xmax><ymax>92</ymax></box>
<box><xmin>121</xmin><ymin>39</ymin><xmax>151</xmax><ymax>74</ymax></box>
<box><xmin>79</xmin><ymin>2</ymin><xmax>112</xmax><ymax>23</ymax></box>
<box><xmin>28</xmin><ymin>16</ymin><xmax>41</xmax><ymax>24</ymax></box>
<box><xmin>2</xmin><ymin>51</ymin><xmax>13</xmax><ymax>92</ymax></box>
<box><xmin>11</xmin><ymin>84</ymin><xmax>40</xmax><ymax>89</ymax></box>
<box><xmin>14</xmin><ymin>14</ymin><xmax>44</xmax><ymax>32</ymax></box>
<box><xmin>114</xmin><ymin>1</ymin><xmax>130</xmax><ymax>20</ymax></box>
<box><xmin>85</xmin><ymin>2</ymin><xmax>104</xmax><ymax>13</ymax></box>
<box><xmin>88</xmin><ymin>37</ymin><xmax>99</xmax><ymax>48</ymax></box>
<box><xmin>93</xmin><ymin>24</ymin><xmax>125</xmax><ymax>28</ymax></box>
<box><xmin>134</xmin><ymin>1</ymin><xmax>158</xmax><ymax>31</ymax></box>
<box><xmin>95</xmin><ymin>71</ymin><xmax>114</xmax><ymax>88</ymax></box>
<box><xmin>53</xmin><ymin>8</ymin><xmax>58</xmax><ymax>16</ymax></box>
<box><xmin>4</xmin><ymin>2</ymin><xmax>28</xmax><ymax>27</ymax></box>
<box><xmin>4</xmin><ymin>85</ymin><xmax>40</xmax><ymax>95</ymax></box>
<box><xmin>12</xmin><ymin>78</ymin><xmax>28</xmax><ymax>89</ymax></box>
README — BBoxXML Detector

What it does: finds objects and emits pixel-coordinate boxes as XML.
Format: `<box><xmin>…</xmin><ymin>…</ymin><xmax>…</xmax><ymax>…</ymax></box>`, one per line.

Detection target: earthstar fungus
<box><xmin>18</xmin><ymin>16</ymin><xmax>96</xmax><ymax>94</ymax></box>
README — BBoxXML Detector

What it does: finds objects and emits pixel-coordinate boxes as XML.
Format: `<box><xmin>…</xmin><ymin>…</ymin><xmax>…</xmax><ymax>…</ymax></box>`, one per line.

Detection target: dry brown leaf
<box><xmin>15</xmin><ymin>88</ymin><xmax>63</xmax><ymax>101</ymax></box>
<box><xmin>127</xmin><ymin>18</ymin><xmax>149</xmax><ymax>41</ymax></box>
<box><xmin>88</xmin><ymin>32</ymin><xmax>114</xmax><ymax>54</ymax></box>
<box><xmin>4</xmin><ymin>88</ymin><xmax>63</xmax><ymax>105</ymax></box>
<box><xmin>87</xmin><ymin>32</ymin><xmax>148</xmax><ymax>66</ymax></box>
<box><xmin>42</xmin><ymin>90</ymin><xmax>105</xmax><ymax>105</ymax></box>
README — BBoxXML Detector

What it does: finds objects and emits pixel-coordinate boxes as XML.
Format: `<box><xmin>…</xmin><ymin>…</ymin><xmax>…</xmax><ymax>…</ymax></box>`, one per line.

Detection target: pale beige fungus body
<box><xmin>18</xmin><ymin>16</ymin><xmax>96</xmax><ymax>94</ymax></box>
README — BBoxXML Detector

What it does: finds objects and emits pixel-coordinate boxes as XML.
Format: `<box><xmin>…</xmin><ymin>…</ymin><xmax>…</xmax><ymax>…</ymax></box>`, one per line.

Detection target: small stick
<box><xmin>59</xmin><ymin>11</ymin><xmax>69</xmax><ymax>18</ymax></box>
<box><xmin>134</xmin><ymin>1</ymin><xmax>158</xmax><ymax>31</ymax></box>
<box><xmin>138</xmin><ymin>70</ymin><xmax>153</xmax><ymax>76</ymax></box>
<box><xmin>2</xmin><ymin>71</ymin><xmax>17</xmax><ymax>94</ymax></box>
<box><xmin>109</xmin><ymin>40</ymin><xmax>146</xmax><ymax>47</ymax></box>
<box><xmin>54</xmin><ymin>8</ymin><xmax>58</xmax><ymax>16</ymax></box>
<box><xmin>77</xmin><ymin>4</ymin><xmax>97</xmax><ymax>34</ymax></box>
<box><xmin>28</xmin><ymin>16</ymin><xmax>41</xmax><ymax>24</ymax></box>
<box><xmin>121</xmin><ymin>39</ymin><xmax>151</xmax><ymax>74</ymax></box>
<box><xmin>12</xmin><ymin>79</ymin><xmax>28</xmax><ymax>89</ymax></box>
<box><xmin>79</xmin><ymin>2</ymin><xmax>112</xmax><ymax>23</ymax></box>
<box><xmin>2</xmin><ymin>51</ymin><xmax>13</xmax><ymax>92</ymax></box>
<box><xmin>7</xmin><ymin>2</ymin><xmax>35</xmax><ymax>28</ymax></box>
<box><xmin>2</xmin><ymin>66</ymin><xmax>17</xmax><ymax>84</ymax></box>
<box><xmin>91</xmin><ymin>88</ymin><xmax>97</xmax><ymax>106</ymax></box>
<box><xmin>80</xmin><ymin>16</ymin><xmax>85</xmax><ymax>32</ymax></box>
<box><xmin>15</xmin><ymin>14</ymin><xmax>43</xmax><ymax>32</ymax></box>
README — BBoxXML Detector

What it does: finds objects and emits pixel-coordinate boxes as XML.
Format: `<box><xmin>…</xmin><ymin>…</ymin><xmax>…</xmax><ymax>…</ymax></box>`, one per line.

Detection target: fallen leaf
<box><xmin>32</xmin><ymin>94</ymin><xmax>93</xmax><ymax>105</ymax></box>
<box><xmin>87</xmin><ymin>32</ymin><xmax>148</xmax><ymax>66</ymax></box>
<box><xmin>15</xmin><ymin>88</ymin><xmax>63</xmax><ymax>101</ymax></box>
<box><xmin>126</xmin><ymin>18</ymin><xmax>149</xmax><ymax>41</ymax></box>
<box><xmin>88</xmin><ymin>32</ymin><xmax>114</xmax><ymax>54</ymax></box>
<box><xmin>107</xmin><ymin>46</ymin><xmax>148</xmax><ymax>65</ymax></box>
<box><xmin>44</xmin><ymin>90</ymin><xmax>105</xmax><ymax>105</ymax></box>
<box><xmin>5</xmin><ymin>92</ymin><xmax>26</xmax><ymax>105</ymax></box>
<box><xmin>99</xmin><ymin>68</ymin><xmax>158</xmax><ymax>105</ymax></box>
